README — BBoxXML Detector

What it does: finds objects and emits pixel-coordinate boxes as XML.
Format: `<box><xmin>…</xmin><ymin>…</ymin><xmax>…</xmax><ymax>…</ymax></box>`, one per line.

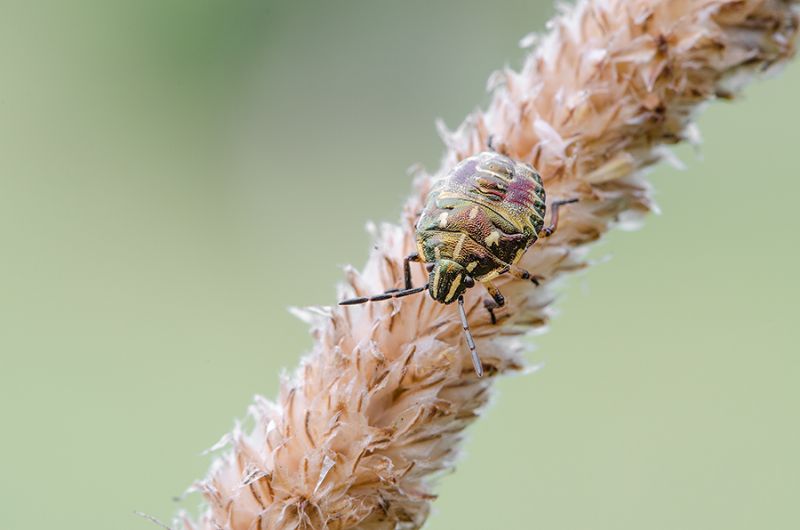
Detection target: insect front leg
<box><xmin>340</xmin><ymin>253</ymin><xmax>427</xmax><ymax>305</ymax></box>
<box><xmin>486</xmin><ymin>255</ymin><xmax>544</xmax><ymax>287</ymax></box>
<box><xmin>382</xmin><ymin>253</ymin><xmax>422</xmax><ymax>295</ymax></box>
<box><xmin>505</xmin><ymin>264</ymin><xmax>544</xmax><ymax>286</ymax></box>
<box><xmin>482</xmin><ymin>280</ymin><xmax>506</xmax><ymax>325</ymax></box>
<box><xmin>539</xmin><ymin>198</ymin><xmax>579</xmax><ymax>237</ymax></box>
<box><xmin>404</xmin><ymin>252</ymin><xmax>421</xmax><ymax>290</ymax></box>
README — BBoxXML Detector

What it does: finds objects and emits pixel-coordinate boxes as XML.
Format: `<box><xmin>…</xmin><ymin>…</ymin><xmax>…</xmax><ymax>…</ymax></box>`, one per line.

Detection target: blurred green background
<box><xmin>2</xmin><ymin>1</ymin><xmax>798</xmax><ymax>529</ymax></box>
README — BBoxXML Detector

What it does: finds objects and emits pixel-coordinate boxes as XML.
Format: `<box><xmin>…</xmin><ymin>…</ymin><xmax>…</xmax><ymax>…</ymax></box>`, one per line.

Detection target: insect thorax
<box><xmin>415</xmin><ymin>151</ymin><xmax>546</xmax><ymax>281</ymax></box>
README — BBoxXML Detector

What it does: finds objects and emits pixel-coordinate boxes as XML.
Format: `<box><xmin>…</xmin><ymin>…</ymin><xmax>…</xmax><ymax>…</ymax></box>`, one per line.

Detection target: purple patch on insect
<box><xmin>506</xmin><ymin>176</ymin><xmax>537</xmax><ymax>207</ymax></box>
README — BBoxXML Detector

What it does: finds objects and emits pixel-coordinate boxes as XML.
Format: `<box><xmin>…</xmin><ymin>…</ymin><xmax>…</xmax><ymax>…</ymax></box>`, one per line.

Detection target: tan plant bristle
<box><xmin>181</xmin><ymin>1</ymin><xmax>799</xmax><ymax>529</ymax></box>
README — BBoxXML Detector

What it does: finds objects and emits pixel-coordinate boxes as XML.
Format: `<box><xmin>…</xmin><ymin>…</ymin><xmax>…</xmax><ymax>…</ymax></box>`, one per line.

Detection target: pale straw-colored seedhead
<box><xmin>181</xmin><ymin>1</ymin><xmax>799</xmax><ymax>529</ymax></box>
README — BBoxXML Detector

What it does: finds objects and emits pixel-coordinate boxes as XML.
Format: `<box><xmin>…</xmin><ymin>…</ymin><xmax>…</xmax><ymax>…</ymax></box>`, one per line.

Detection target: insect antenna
<box><xmin>339</xmin><ymin>284</ymin><xmax>428</xmax><ymax>306</ymax></box>
<box><xmin>458</xmin><ymin>295</ymin><xmax>483</xmax><ymax>377</ymax></box>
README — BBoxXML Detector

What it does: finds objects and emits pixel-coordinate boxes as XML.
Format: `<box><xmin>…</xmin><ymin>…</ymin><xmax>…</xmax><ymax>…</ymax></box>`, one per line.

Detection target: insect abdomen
<box><xmin>416</xmin><ymin>151</ymin><xmax>546</xmax><ymax>274</ymax></box>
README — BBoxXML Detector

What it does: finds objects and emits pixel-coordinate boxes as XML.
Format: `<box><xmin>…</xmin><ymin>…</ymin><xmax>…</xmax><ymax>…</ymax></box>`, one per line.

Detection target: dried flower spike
<box><xmin>181</xmin><ymin>1</ymin><xmax>799</xmax><ymax>529</ymax></box>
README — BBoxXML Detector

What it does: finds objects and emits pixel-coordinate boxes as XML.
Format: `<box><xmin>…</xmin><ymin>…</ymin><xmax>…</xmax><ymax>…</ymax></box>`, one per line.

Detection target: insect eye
<box><xmin>464</xmin><ymin>275</ymin><xmax>475</xmax><ymax>288</ymax></box>
<box><xmin>426</xmin><ymin>263</ymin><xmax>435</xmax><ymax>272</ymax></box>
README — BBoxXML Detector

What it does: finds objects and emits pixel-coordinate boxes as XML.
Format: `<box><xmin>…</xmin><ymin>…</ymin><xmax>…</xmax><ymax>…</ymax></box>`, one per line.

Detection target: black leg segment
<box><xmin>404</xmin><ymin>252</ymin><xmax>420</xmax><ymax>290</ymax></box>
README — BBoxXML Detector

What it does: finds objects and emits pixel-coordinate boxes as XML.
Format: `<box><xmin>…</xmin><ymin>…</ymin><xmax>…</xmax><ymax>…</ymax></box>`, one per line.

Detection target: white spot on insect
<box><xmin>432</xmin><ymin>264</ymin><xmax>441</xmax><ymax>293</ymax></box>
<box><xmin>453</xmin><ymin>234</ymin><xmax>466</xmax><ymax>259</ymax></box>
<box><xmin>469</xmin><ymin>207</ymin><xmax>479</xmax><ymax>220</ymax></box>
<box><xmin>485</xmin><ymin>231</ymin><xmax>500</xmax><ymax>248</ymax></box>
<box><xmin>479</xmin><ymin>168</ymin><xmax>507</xmax><ymax>179</ymax></box>
<box><xmin>434</xmin><ymin>246</ymin><xmax>441</xmax><ymax>260</ymax></box>
<box><xmin>438</xmin><ymin>212</ymin><xmax>448</xmax><ymax>228</ymax></box>
<box><xmin>467</xmin><ymin>261</ymin><xmax>478</xmax><ymax>272</ymax></box>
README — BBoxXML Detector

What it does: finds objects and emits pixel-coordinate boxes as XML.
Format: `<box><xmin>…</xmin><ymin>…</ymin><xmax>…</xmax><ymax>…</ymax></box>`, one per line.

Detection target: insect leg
<box><xmin>485</xmin><ymin>254</ymin><xmax>544</xmax><ymax>287</ymax></box>
<box><xmin>486</xmin><ymin>134</ymin><xmax>509</xmax><ymax>156</ymax></box>
<box><xmin>507</xmin><ymin>265</ymin><xmax>545</xmax><ymax>286</ymax></box>
<box><xmin>539</xmin><ymin>198</ymin><xmax>579</xmax><ymax>237</ymax></box>
<box><xmin>339</xmin><ymin>284</ymin><xmax>428</xmax><ymax>306</ymax></box>
<box><xmin>458</xmin><ymin>295</ymin><xmax>483</xmax><ymax>377</ymax></box>
<box><xmin>374</xmin><ymin>253</ymin><xmax>423</xmax><ymax>296</ymax></box>
<box><xmin>404</xmin><ymin>253</ymin><xmax>421</xmax><ymax>290</ymax></box>
<box><xmin>482</xmin><ymin>280</ymin><xmax>505</xmax><ymax>325</ymax></box>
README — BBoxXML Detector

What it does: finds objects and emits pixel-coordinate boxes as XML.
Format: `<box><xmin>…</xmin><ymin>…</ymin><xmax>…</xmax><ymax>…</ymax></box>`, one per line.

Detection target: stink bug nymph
<box><xmin>340</xmin><ymin>147</ymin><xmax>577</xmax><ymax>377</ymax></box>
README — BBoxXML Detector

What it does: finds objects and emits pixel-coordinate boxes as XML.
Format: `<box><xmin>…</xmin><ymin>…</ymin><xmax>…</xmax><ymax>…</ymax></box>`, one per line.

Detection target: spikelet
<box><xmin>182</xmin><ymin>1</ymin><xmax>799</xmax><ymax>529</ymax></box>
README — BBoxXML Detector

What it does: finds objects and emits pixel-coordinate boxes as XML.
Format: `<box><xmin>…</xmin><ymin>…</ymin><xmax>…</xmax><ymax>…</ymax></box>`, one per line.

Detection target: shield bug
<box><xmin>340</xmin><ymin>147</ymin><xmax>577</xmax><ymax>377</ymax></box>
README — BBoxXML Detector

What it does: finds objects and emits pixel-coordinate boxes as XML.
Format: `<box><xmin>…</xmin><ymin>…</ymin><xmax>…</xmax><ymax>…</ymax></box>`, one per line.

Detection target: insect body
<box><xmin>340</xmin><ymin>150</ymin><xmax>576</xmax><ymax>377</ymax></box>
